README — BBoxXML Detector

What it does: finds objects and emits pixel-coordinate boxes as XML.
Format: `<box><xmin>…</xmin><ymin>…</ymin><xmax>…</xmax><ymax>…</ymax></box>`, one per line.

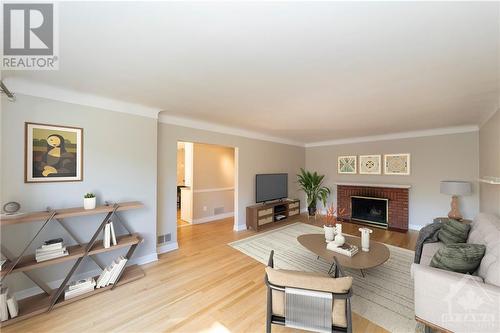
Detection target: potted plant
<box><xmin>297</xmin><ymin>168</ymin><xmax>331</xmax><ymax>216</ymax></box>
<box><xmin>323</xmin><ymin>203</ymin><xmax>337</xmax><ymax>242</ymax></box>
<box><xmin>83</xmin><ymin>193</ymin><xmax>96</xmax><ymax>210</ymax></box>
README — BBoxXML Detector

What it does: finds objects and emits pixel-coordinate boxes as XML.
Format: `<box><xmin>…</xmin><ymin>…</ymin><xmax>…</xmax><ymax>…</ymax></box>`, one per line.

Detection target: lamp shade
<box><xmin>440</xmin><ymin>181</ymin><xmax>472</xmax><ymax>196</ymax></box>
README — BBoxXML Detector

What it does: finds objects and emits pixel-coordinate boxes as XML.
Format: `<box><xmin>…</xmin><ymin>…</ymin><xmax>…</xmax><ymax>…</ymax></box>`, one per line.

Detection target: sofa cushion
<box><xmin>430</xmin><ymin>243</ymin><xmax>486</xmax><ymax>274</ymax></box>
<box><xmin>265</xmin><ymin>267</ymin><xmax>352</xmax><ymax>328</ymax></box>
<box><xmin>467</xmin><ymin>213</ymin><xmax>500</xmax><ymax>287</ymax></box>
<box><xmin>437</xmin><ymin>219</ymin><xmax>471</xmax><ymax>244</ymax></box>
<box><xmin>420</xmin><ymin>242</ymin><xmax>445</xmax><ymax>266</ymax></box>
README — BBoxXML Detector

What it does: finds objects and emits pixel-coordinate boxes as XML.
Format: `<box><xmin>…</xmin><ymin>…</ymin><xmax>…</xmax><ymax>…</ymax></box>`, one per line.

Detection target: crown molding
<box><xmin>3</xmin><ymin>77</ymin><xmax>161</xmax><ymax>119</ymax></box>
<box><xmin>159</xmin><ymin>113</ymin><xmax>305</xmax><ymax>147</ymax></box>
<box><xmin>305</xmin><ymin>125</ymin><xmax>479</xmax><ymax>147</ymax></box>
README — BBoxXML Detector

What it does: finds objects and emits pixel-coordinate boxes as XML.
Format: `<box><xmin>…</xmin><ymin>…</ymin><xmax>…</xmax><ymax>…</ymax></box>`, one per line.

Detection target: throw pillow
<box><xmin>430</xmin><ymin>243</ymin><xmax>486</xmax><ymax>274</ymax></box>
<box><xmin>437</xmin><ymin>219</ymin><xmax>471</xmax><ymax>244</ymax></box>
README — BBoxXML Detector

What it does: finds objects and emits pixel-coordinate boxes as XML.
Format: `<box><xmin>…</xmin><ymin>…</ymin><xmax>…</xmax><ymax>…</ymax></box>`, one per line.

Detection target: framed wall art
<box><xmin>359</xmin><ymin>155</ymin><xmax>381</xmax><ymax>174</ymax></box>
<box><xmin>384</xmin><ymin>153</ymin><xmax>410</xmax><ymax>175</ymax></box>
<box><xmin>337</xmin><ymin>155</ymin><xmax>357</xmax><ymax>174</ymax></box>
<box><xmin>25</xmin><ymin>122</ymin><xmax>83</xmax><ymax>183</ymax></box>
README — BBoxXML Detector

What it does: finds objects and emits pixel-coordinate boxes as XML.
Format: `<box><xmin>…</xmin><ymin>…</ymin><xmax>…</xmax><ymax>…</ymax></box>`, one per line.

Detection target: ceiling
<box><xmin>4</xmin><ymin>1</ymin><xmax>499</xmax><ymax>144</ymax></box>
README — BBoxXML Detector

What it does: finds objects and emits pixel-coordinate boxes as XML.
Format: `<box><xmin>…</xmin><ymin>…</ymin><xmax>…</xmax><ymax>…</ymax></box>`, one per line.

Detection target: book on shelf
<box><xmin>110</xmin><ymin>222</ymin><xmax>117</xmax><ymax>246</ymax></box>
<box><xmin>96</xmin><ymin>256</ymin><xmax>128</xmax><ymax>288</ymax></box>
<box><xmin>42</xmin><ymin>238</ymin><xmax>64</xmax><ymax>249</ymax></box>
<box><xmin>327</xmin><ymin>242</ymin><xmax>358</xmax><ymax>257</ymax></box>
<box><xmin>103</xmin><ymin>222</ymin><xmax>117</xmax><ymax>248</ymax></box>
<box><xmin>0</xmin><ymin>287</ymin><xmax>8</xmax><ymax>322</ymax></box>
<box><xmin>36</xmin><ymin>239</ymin><xmax>68</xmax><ymax>262</ymax></box>
<box><xmin>6</xmin><ymin>297</ymin><xmax>18</xmax><ymax>318</ymax></box>
<box><xmin>0</xmin><ymin>259</ymin><xmax>6</xmax><ymax>271</ymax></box>
<box><xmin>64</xmin><ymin>278</ymin><xmax>96</xmax><ymax>300</ymax></box>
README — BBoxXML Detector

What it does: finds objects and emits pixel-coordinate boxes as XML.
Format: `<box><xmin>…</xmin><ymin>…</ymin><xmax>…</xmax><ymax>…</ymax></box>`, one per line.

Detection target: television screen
<box><xmin>256</xmin><ymin>173</ymin><xmax>288</xmax><ymax>203</ymax></box>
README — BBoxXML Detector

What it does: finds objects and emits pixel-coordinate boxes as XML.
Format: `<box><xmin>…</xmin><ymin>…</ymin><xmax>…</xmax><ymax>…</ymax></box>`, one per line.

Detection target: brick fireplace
<box><xmin>337</xmin><ymin>183</ymin><xmax>410</xmax><ymax>232</ymax></box>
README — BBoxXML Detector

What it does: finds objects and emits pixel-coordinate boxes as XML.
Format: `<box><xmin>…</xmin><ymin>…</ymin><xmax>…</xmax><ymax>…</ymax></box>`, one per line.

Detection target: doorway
<box><xmin>176</xmin><ymin>141</ymin><xmax>237</xmax><ymax>229</ymax></box>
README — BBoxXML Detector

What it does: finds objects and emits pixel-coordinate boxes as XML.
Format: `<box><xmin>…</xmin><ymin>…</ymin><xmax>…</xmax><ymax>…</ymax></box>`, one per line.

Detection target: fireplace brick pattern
<box><xmin>337</xmin><ymin>185</ymin><xmax>409</xmax><ymax>231</ymax></box>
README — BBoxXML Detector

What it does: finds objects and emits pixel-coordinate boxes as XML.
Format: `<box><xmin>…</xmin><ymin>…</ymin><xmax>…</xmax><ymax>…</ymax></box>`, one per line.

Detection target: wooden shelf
<box><xmin>0</xmin><ymin>265</ymin><xmax>145</xmax><ymax>327</ymax></box>
<box><xmin>1</xmin><ymin>234</ymin><xmax>142</xmax><ymax>277</ymax></box>
<box><xmin>0</xmin><ymin>201</ymin><xmax>144</xmax><ymax>226</ymax></box>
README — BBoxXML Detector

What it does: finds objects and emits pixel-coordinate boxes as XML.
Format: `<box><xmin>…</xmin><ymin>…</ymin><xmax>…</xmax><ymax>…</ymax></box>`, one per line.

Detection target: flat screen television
<box><xmin>256</xmin><ymin>173</ymin><xmax>288</xmax><ymax>203</ymax></box>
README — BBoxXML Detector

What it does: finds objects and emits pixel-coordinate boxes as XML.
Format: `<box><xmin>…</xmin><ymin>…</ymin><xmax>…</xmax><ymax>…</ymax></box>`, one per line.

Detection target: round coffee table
<box><xmin>297</xmin><ymin>233</ymin><xmax>390</xmax><ymax>277</ymax></box>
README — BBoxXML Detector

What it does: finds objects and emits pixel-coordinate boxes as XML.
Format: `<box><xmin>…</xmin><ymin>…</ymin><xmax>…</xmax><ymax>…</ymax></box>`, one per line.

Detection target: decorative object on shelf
<box><xmin>35</xmin><ymin>238</ymin><xmax>68</xmax><ymax>262</ymax></box>
<box><xmin>25</xmin><ymin>122</ymin><xmax>83</xmax><ymax>183</ymax></box>
<box><xmin>334</xmin><ymin>223</ymin><xmax>345</xmax><ymax>246</ymax></box>
<box><xmin>2</xmin><ymin>202</ymin><xmax>20</xmax><ymax>215</ymax></box>
<box><xmin>337</xmin><ymin>155</ymin><xmax>357</xmax><ymax>174</ymax></box>
<box><xmin>297</xmin><ymin>168</ymin><xmax>330</xmax><ymax>216</ymax></box>
<box><xmin>440</xmin><ymin>181</ymin><xmax>472</xmax><ymax>221</ymax></box>
<box><xmin>384</xmin><ymin>153</ymin><xmax>410</xmax><ymax>175</ymax></box>
<box><xmin>478</xmin><ymin>176</ymin><xmax>500</xmax><ymax>185</ymax></box>
<box><xmin>83</xmin><ymin>193</ymin><xmax>96</xmax><ymax>210</ymax></box>
<box><xmin>359</xmin><ymin>155</ymin><xmax>381</xmax><ymax>175</ymax></box>
<box><xmin>65</xmin><ymin>277</ymin><xmax>96</xmax><ymax>300</ymax></box>
<box><xmin>359</xmin><ymin>227</ymin><xmax>373</xmax><ymax>252</ymax></box>
<box><xmin>323</xmin><ymin>204</ymin><xmax>337</xmax><ymax>242</ymax></box>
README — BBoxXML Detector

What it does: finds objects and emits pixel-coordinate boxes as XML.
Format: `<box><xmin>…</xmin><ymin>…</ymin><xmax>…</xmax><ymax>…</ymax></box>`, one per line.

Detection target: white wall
<box><xmin>1</xmin><ymin>94</ymin><xmax>158</xmax><ymax>295</ymax></box>
<box><xmin>479</xmin><ymin>109</ymin><xmax>500</xmax><ymax>217</ymax></box>
<box><xmin>306</xmin><ymin>132</ymin><xmax>480</xmax><ymax>229</ymax></box>
<box><xmin>157</xmin><ymin>120</ymin><xmax>305</xmax><ymax>249</ymax></box>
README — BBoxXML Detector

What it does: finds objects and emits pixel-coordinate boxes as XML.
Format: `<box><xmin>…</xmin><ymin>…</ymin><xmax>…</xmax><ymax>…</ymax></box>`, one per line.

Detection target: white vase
<box><xmin>359</xmin><ymin>227</ymin><xmax>373</xmax><ymax>252</ymax></box>
<box><xmin>334</xmin><ymin>223</ymin><xmax>345</xmax><ymax>246</ymax></box>
<box><xmin>324</xmin><ymin>225</ymin><xmax>335</xmax><ymax>242</ymax></box>
<box><xmin>84</xmin><ymin>197</ymin><xmax>96</xmax><ymax>210</ymax></box>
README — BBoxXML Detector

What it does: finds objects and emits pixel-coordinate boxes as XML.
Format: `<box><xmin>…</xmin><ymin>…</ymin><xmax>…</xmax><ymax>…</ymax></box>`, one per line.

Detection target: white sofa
<box><xmin>412</xmin><ymin>213</ymin><xmax>500</xmax><ymax>333</ymax></box>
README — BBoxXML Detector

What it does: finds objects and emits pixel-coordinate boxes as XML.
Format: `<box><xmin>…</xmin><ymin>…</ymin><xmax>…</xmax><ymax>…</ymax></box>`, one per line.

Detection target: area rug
<box><xmin>229</xmin><ymin>222</ymin><xmax>418</xmax><ymax>333</ymax></box>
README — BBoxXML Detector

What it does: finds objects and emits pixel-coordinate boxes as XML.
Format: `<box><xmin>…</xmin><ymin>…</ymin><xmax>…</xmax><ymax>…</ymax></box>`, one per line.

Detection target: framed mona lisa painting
<box><xmin>25</xmin><ymin>123</ymin><xmax>83</xmax><ymax>183</ymax></box>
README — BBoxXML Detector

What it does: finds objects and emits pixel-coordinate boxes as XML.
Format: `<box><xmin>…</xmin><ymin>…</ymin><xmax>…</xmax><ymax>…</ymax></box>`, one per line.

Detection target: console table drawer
<box><xmin>288</xmin><ymin>202</ymin><xmax>299</xmax><ymax>209</ymax></box>
<box><xmin>258</xmin><ymin>208</ymin><xmax>273</xmax><ymax>217</ymax></box>
<box><xmin>258</xmin><ymin>216</ymin><xmax>273</xmax><ymax>226</ymax></box>
<box><xmin>289</xmin><ymin>209</ymin><xmax>299</xmax><ymax>216</ymax></box>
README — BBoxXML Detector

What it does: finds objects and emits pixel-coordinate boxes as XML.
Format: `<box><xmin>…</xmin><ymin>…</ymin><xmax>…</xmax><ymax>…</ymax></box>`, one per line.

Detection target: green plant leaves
<box><xmin>296</xmin><ymin>168</ymin><xmax>330</xmax><ymax>209</ymax></box>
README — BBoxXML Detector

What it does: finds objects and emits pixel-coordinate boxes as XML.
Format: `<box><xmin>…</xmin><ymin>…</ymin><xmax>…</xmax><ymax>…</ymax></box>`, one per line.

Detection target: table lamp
<box><xmin>440</xmin><ymin>181</ymin><xmax>472</xmax><ymax>220</ymax></box>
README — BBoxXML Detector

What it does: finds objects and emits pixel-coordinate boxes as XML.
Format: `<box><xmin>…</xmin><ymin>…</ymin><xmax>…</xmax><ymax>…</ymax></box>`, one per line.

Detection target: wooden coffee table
<box><xmin>297</xmin><ymin>233</ymin><xmax>390</xmax><ymax>277</ymax></box>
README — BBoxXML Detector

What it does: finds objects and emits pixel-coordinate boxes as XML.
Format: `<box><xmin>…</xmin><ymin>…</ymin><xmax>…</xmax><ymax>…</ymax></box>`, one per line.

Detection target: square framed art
<box><xmin>25</xmin><ymin>122</ymin><xmax>83</xmax><ymax>183</ymax></box>
<box><xmin>384</xmin><ymin>153</ymin><xmax>410</xmax><ymax>175</ymax></box>
<box><xmin>359</xmin><ymin>155</ymin><xmax>381</xmax><ymax>174</ymax></box>
<box><xmin>337</xmin><ymin>155</ymin><xmax>357</xmax><ymax>174</ymax></box>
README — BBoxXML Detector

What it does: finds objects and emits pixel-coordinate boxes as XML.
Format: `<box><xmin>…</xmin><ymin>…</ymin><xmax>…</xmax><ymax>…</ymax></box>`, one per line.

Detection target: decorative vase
<box><xmin>334</xmin><ymin>223</ymin><xmax>345</xmax><ymax>246</ymax></box>
<box><xmin>84</xmin><ymin>197</ymin><xmax>96</xmax><ymax>210</ymax></box>
<box><xmin>359</xmin><ymin>227</ymin><xmax>373</xmax><ymax>252</ymax></box>
<box><xmin>324</xmin><ymin>225</ymin><xmax>335</xmax><ymax>242</ymax></box>
<box><xmin>308</xmin><ymin>206</ymin><xmax>317</xmax><ymax>216</ymax></box>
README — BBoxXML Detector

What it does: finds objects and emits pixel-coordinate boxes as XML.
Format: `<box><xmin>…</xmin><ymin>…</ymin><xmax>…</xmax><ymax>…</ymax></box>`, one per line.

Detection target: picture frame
<box><xmin>25</xmin><ymin>122</ymin><xmax>83</xmax><ymax>183</ymax></box>
<box><xmin>384</xmin><ymin>153</ymin><xmax>410</xmax><ymax>175</ymax></box>
<box><xmin>337</xmin><ymin>155</ymin><xmax>357</xmax><ymax>174</ymax></box>
<box><xmin>359</xmin><ymin>155</ymin><xmax>381</xmax><ymax>174</ymax></box>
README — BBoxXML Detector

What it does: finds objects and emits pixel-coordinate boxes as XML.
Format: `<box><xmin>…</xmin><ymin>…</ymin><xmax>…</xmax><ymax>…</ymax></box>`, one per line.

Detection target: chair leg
<box><xmin>424</xmin><ymin>325</ymin><xmax>432</xmax><ymax>333</ymax></box>
<box><xmin>266</xmin><ymin>288</ymin><xmax>272</xmax><ymax>333</ymax></box>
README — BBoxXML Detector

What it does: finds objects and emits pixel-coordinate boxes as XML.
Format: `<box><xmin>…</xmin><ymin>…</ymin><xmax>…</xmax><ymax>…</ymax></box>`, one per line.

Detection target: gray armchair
<box><xmin>265</xmin><ymin>250</ymin><xmax>353</xmax><ymax>333</ymax></box>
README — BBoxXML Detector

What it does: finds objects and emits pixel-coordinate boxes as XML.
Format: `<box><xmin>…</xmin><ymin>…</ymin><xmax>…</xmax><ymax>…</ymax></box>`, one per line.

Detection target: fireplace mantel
<box><xmin>335</xmin><ymin>182</ymin><xmax>411</xmax><ymax>189</ymax></box>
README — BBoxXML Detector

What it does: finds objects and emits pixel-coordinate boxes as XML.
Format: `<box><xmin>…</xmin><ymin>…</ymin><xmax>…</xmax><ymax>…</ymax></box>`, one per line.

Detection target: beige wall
<box><xmin>479</xmin><ymin>109</ymin><xmax>500</xmax><ymax>217</ymax></box>
<box><xmin>306</xmin><ymin>132</ymin><xmax>480</xmax><ymax>229</ymax></box>
<box><xmin>192</xmin><ymin>143</ymin><xmax>235</xmax><ymax>221</ymax></box>
<box><xmin>158</xmin><ymin>120</ymin><xmax>305</xmax><ymax>246</ymax></box>
<box><xmin>177</xmin><ymin>145</ymin><xmax>185</xmax><ymax>185</ymax></box>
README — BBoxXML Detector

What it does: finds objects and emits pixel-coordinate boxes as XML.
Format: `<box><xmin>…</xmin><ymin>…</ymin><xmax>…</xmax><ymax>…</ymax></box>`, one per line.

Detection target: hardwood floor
<box><xmin>4</xmin><ymin>214</ymin><xmax>417</xmax><ymax>333</ymax></box>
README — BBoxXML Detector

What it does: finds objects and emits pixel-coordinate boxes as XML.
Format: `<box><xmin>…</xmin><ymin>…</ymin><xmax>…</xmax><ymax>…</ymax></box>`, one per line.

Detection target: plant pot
<box><xmin>83</xmin><ymin>197</ymin><xmax>96</xmax><ymax>210</ymax></box>
<box><xmin>324</xmin><ymin>225</ymin><xmax>336</xmax><ymax>242</ymax></box>
<box><xmin>308</xmin><ymin>206</ymin><xmax>317</xmax><ymax>216</ymax></box>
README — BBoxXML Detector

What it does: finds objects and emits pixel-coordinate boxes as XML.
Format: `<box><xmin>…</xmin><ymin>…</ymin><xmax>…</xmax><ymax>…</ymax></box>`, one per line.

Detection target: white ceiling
<box><xmin>4</xmin><ymin>1</ymin><xmax>499</xmax><ymax>144</ymax></box>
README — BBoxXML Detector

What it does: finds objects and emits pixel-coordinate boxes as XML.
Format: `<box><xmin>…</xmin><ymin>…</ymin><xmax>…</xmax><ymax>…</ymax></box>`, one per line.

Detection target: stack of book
<box><xmin>0</xmin><ymin>287</ymin><xmax>18</xmax><ymax>321</ymax></box>
<box><xmin>327</xmin><ymin>242</ymin><xmax>359</xmax><ymax>257</ymax></box>
<box><xmin>103</xmin><ymin>221</ymin><xmax>117</xmax><ymax>249</ymax></box>
<box><xmin>64</xmin><ymin>277</ymin><xmax>96</xmax><ymax>300</ymax></box>
<box><xmin>96</xmin><ymin>256</ymin><xmax>128</xmax><ymax>288</ymax></box>
<box><xmin>35</xmin><ymin>238</ymin><xmax>68</xmax><ymax>262</ymax></box>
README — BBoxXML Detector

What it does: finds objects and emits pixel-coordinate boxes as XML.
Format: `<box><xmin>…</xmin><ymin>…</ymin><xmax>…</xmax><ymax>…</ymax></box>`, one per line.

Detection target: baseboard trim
<box><xmin>12</xmin><ymin>252</ymin><xmax>157</xmax><ymax>301</ymax></box>
<box><xmin>193</xmin><ymin>212</ymin><xmax>234</xmax><ymax>224</ymax></box>
<box><xmin>409</xmin><ymin>224</ymin><xmax>424</xmax><ymax>231</ymax></box>
<box><xmin>233</xmin><ymin>223</ymin><xmax>247</xmax><ymax>232</ymax></box>
<box><xmin>157</xmin><ymin>242</ymin><xmax>179</xmax><ymax>254</ymax></box>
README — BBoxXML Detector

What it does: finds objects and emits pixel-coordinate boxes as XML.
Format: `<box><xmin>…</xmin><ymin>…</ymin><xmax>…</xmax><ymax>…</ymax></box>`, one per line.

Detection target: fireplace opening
<box><xmin>351</xmin><ymin>196</ymin><xmax>388</xmax><ymax>228</ymax></box>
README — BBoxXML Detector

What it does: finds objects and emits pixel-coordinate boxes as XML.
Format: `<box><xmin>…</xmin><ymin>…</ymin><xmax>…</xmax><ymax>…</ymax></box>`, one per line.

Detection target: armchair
<box><xmin>264</xmin><ymin>250</ymin><xmax>353</xmax><ymax>333</ymax></box>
